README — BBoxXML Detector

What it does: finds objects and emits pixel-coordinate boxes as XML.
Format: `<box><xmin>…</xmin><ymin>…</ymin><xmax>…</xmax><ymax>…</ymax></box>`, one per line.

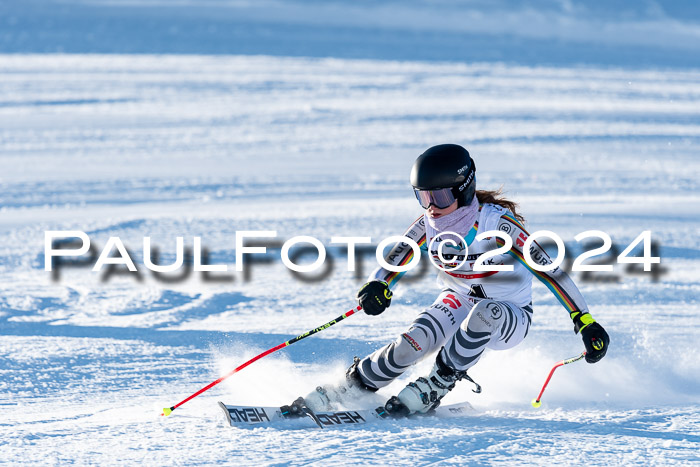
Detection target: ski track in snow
<box><xmin>0</xmin><ymin>53</ymin><xmax>699</xmax><ymax>465</ymax></box>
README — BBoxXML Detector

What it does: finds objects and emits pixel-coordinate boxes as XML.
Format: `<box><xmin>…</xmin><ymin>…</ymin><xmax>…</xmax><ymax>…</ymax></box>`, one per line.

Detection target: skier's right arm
<box><xmin>357</xmin><ymin>215</ymin><xmax>427</xmax><ymax>316</ymax></box>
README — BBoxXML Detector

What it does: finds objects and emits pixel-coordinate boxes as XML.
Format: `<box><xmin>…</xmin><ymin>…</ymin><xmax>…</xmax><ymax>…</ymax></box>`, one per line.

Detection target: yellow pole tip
<box><xmin>531</xmin><ymin>399</ymin><xmax>541</xmax><ymax>408</ymax></box>
<box><xmin>162</xmin><ymin>408</ymin><xmax>173</xmax><ymax>416</ymax></box>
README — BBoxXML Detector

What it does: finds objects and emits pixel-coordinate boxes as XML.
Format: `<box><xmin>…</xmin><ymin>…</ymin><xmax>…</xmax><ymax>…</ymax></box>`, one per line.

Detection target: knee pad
<box><xmin>462</xmin><ymin>300</ymin><xmax>503</xmax><ymax>335</ymax></box>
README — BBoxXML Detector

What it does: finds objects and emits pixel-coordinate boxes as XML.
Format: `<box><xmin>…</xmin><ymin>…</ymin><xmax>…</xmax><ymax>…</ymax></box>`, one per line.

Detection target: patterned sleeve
<box><xmin>369</xmin><ymin>215</ymin><xmax>427</xmax><ymax>289</ymax></box>
<box><xmin>496</xmin><ymin>213</ymin><xmax>594</xmax><ymax>330</ymax></box>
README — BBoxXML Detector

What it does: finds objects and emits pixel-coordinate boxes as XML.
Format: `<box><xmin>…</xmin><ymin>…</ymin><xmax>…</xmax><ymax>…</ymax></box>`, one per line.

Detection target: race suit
<box><xmin>356</xmin><ymin>203</ymin><xmax>592</xmax><ymax>389</ymax></box>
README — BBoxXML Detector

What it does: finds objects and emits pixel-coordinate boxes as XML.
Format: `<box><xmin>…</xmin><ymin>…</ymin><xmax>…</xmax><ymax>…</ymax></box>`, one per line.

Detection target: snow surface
<box><xmin>1</xmin><ymin>1</ymin><xmax>700</xmax><ymax>465</ymax></box>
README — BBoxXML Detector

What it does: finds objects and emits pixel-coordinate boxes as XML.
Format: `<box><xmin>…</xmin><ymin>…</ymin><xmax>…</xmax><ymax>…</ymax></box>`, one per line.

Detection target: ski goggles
<box><xmin>413</xmin><ymin>187</ymin><xmax>457</xmax><ymax>209</ymax></box>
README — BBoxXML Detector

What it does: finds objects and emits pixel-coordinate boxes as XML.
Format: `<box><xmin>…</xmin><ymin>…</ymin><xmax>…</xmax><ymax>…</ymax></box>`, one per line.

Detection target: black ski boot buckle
<box><xmin>376</xmin><ymin>396</ymin><xmax>410</xmax><ymax>419</ymax></box>
<box><xmin>280</xmin><ymin>397</ymin><xmax>307</xmax><ymax>419</ymax></box>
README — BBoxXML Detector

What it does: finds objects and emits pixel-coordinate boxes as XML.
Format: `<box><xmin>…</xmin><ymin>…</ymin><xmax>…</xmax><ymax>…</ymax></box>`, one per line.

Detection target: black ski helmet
<box><xmin>410</xmin><ymin>144</ymin><xmax>476</xmax><ymax>207</ymax></box>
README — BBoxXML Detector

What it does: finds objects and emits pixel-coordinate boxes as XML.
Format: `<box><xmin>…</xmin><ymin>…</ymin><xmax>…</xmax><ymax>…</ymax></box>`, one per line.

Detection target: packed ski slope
<box><xmin>1</xmin><ymin>53</ymin><xmax>698</xmax><ymax>465</ymax></box>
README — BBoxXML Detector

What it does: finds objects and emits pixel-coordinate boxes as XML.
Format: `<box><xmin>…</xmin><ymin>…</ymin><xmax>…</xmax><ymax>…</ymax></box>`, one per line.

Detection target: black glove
<box><xmin>357</xmin><ymin>280</ymin><xmax>392</xmax><ymax>316</ymax></box>
<box><xmin>580</xmin><ymin>322</ymin><xmax>610</xmax><ymax>363</ymax></box>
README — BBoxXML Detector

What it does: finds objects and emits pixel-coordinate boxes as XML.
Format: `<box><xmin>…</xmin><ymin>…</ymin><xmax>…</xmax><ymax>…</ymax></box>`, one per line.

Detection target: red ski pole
<box><xmin>531</xmin><ymin>351</ymin><xmax>586</xmax><ymax>408</ymax></box>
<box><xmin>162</xmin><ymin>305</ymin><xmax>361</xmax><ymax>416</ymax></box>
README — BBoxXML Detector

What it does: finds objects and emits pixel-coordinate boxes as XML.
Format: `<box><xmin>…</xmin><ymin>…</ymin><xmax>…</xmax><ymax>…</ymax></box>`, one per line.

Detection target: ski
<box><xmin>218</xmin><ymin>401</ymin><xmax>476</xmax><ymax>429</ymax></box>
<box><xmin>300</xmin><ymin>406</ymin><xmax>324</xmax><ymax>429</ymax></box>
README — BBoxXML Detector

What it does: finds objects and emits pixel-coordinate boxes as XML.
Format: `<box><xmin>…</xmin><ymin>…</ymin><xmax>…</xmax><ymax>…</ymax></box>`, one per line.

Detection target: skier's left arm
<box><xmin>497</xmin><ymin>213</ymin><xmax>610</xmax><ymax>363</ymax></box>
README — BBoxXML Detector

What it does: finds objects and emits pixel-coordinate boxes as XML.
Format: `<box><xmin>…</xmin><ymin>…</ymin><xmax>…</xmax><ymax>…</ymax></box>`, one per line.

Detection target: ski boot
<box><xmin>375</xmin><ymin>396</ymin><xmax>410</xmax><ymax>419</ymax></box>
<box><xmin>279</xmin><ymin>397</ymin><xmax>308</xmax><ymax>419</ymax></box>
<box><xmin>393</xmin><ymin>354</ymin><xmax>470</xmax><ymax>415</ymax></box>
<box><xmin>346</xmin><ymin>356</ymin><xmax>378</xmax><ymax>392</ymax></box>
<box><xmin>297</xmin><ymin>357</ymin><xmax>378</xmax><ymax>412</ymax></box>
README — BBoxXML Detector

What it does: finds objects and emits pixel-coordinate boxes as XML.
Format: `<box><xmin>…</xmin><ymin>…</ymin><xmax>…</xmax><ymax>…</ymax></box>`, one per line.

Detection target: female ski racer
<box><xmin>295</xmin><ymin>144</ymin><xmax>610</xmax><ymax>417</ymax></box>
